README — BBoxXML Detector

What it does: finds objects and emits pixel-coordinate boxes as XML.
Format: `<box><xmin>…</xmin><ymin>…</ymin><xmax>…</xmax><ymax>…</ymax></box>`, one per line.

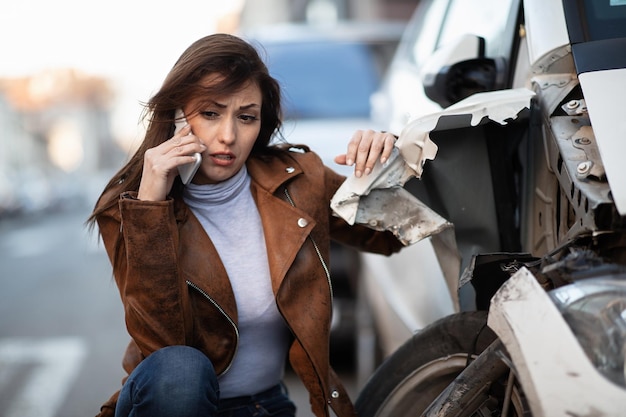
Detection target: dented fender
<box><xmin>330</xmin><ymin>87</ymin><xmax>535</xmax><ymax>244</ymax></box>
<box><xmin>330</xmin><ymin>88</ymin><xmax>534</xmax><ymax>312</ymax></box>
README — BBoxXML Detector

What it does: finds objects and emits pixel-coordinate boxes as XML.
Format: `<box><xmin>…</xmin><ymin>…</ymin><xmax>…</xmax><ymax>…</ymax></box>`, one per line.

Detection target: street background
<box><xmin>0</xmin><ymin>1</ymin><xmax>417</xmax><ymax>416</ymax></box>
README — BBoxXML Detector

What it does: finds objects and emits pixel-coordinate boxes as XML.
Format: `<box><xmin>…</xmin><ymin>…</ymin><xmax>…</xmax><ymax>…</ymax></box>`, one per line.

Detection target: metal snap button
<box><xmin>331</xmin><ymin>390</ymin><xmax>339</xmax><ymax>399</ymax></box>
<box><xmin>286</xmin><ymin>167</ymin><xmax>295</xmax><ymax>173</ymax></box>
<box><xmin>297</xmin><ymin>218</ymin><xmax>308</xmax><ymax>228</ymax></box>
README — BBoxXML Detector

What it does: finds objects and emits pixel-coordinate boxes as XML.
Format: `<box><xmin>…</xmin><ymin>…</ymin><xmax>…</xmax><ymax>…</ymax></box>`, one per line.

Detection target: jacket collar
<box><xmin>172</xmin><ymin>150</ymin><xmax>304</xmax><ymax>222</ymax></box>
<box><xmin>246</xmin><ymin>150</ymin><xmax>304</xmax><ymax>194</ymax></box>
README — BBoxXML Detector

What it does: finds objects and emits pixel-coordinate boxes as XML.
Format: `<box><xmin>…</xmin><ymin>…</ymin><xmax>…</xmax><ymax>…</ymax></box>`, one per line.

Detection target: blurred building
<box><xmin>239</xmin><ymin>0</ymin><xmax>417</xmax><ymax>28</ymax></box>
<box><xmin>0</xmin><ymin>69</ymin><xmax>123</xmax><ymax>215</ymax></box>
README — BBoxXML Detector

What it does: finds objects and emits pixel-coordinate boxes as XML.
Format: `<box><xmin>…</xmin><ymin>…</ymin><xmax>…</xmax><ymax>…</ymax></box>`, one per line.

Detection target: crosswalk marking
<box><xmin>0</xmin><ymin>337</ymin><xmax>87</xmax><ymax>417</ymax></box>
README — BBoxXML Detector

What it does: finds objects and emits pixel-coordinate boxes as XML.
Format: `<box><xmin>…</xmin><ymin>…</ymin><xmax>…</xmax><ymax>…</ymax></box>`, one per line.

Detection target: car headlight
<box><xmin>549</xmin><ymin>275</ymin><xmax>626</xmax><ymax>388</ymax></box>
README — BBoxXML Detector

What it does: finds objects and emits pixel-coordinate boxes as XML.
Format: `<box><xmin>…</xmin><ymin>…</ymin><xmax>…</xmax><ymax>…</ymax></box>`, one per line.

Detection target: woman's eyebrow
<box><xmin>208</xmin><ymin>100</ymin><xmax>227</xmax><ymax>109</ymax></box>
<box><xmin>239</xmin><ymin>103</ymin><xmax>261</xmax><ymax>110</ymax></box>
<box><xmin>208</xmin><ymin>100</ymin><xmax>260</xmax><ymax>110</ymax></box>
<box><xmin>209</xmin><ymin>100</ymin><xmax>261</xmax><ymax>109</ymax></box>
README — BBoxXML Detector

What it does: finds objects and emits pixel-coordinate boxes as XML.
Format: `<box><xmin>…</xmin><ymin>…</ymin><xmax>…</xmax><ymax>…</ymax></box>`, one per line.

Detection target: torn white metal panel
<box><xmin>330</xmin><ymin>147</ymin><xmax>452</xmax><ymax>247</ymax></box>
<box><xmin>353</xmin><ymin>187</ymin><xmax>451</xmax><ymax>246</ymax></box>
<box><xmin>488</xmin><ymin>268</ymin><xmax>626</xmax><ymax>416</ymax></box>
<box><xmin>330</xmin><ymin>87</ymin><xmax>535</xmax><ymax>244</ymax></box>
<box><xmin>330</xmin><ymin>147</ymin><xmax>421</xmax><ymax>227</ymax></box>
<box><xmin>330</xmin><ymin>88</ymin><xmax>534</xmax><ymax>312</ymax></box>
<box><xmin>397</xmin><ymin>88</ymin><xmax>535</xmax><ymax>174</ymax></box>
<box><xmin>579</xmin><ymin>68</ymin><xmax>626</xmax><ymax>216</ymax></box>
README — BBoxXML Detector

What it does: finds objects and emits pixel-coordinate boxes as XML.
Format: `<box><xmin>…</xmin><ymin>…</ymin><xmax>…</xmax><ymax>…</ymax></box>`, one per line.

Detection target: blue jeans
<box><xmin>115</xmin><ymin>346</ymin><xmax>296</xmax><ymax>417</ymax></box>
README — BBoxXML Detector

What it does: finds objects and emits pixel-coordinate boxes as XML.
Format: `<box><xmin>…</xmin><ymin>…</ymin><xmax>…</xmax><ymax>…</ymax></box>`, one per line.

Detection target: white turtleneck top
<box><xmin>183</xmin><ymin>166</ymin><xmax>290</xmax><ymax>398</ymax></box>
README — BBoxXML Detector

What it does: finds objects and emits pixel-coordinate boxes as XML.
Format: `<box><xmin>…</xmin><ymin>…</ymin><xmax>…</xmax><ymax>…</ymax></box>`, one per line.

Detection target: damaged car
<box><xmin>334</xmin><ymin>0</ymin><xmax>626</xmax><ymax>415</ymax></box>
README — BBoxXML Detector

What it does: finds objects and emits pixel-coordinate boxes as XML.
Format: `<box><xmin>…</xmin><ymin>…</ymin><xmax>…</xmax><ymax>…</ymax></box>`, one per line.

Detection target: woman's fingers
<box><xmin>343</xmin><ymin>130</ymin><xmax>396</xmax><ymax>177</ymax></box>
<box><xmin>148</xmin><ymin>133</ymin><xmax>202</xmax><ymax>174</ymax></box>
<box><xmin>137</xmin><ymin>129</ymin><xmax>205</xmax><ymax>201</ymax></box>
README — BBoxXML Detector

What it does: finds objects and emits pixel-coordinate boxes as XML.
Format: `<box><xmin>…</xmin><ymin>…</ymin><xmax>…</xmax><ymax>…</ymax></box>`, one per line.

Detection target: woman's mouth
<box><xmin>210</xmin><ymin>152</ymin><xmax>235</xmax><ymax>166</ymax></box>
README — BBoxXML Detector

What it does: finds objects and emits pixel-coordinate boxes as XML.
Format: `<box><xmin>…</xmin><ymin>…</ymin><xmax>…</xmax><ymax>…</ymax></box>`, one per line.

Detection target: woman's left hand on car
<box><xmin>334</xmin><ymin>130</ymin><xmax>396</xmax><ymax>178</ymax></box>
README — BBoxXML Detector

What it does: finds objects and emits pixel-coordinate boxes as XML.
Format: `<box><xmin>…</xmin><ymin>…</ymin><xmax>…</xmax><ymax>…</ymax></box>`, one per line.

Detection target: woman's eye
<box><xmin>201</xmin><ymin>111</ymin><xmax>219</xmax><ymax>119</ymax></box>
<box><xmin>239</xmin><ymin>114</ymin><xmax>259</xmax><ymax>123</ymax></box>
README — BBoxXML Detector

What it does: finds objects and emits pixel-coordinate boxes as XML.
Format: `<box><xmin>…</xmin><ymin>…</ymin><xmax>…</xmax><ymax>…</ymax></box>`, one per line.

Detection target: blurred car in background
<box><xmin>241</xmin><ymin>21</ymin><xmax>404</xmax><ymax>367</ymax></box>
<box><xmin>243</xmin><ymin>21</ymin><xmax>404</xmax><ymax>174</ymax></box>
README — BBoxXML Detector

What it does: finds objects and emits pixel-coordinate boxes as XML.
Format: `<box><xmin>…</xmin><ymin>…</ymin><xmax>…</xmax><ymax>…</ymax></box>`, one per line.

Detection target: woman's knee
<box><xmin>146</xmin><ymin>345</ymin><xmax>218</xmax><ymax>394</ymax></box>
<box><xmin>119</xmin><ymin>345</ymin><xmax>219</xmax><ymax>415</ymax></box>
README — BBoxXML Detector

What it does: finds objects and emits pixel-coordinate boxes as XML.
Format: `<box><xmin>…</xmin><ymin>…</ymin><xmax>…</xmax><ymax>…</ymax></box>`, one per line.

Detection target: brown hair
<box><xmin>87</xmin><ymin>33</ymin><xmax>283</xmax><ymax>227</ymax></box>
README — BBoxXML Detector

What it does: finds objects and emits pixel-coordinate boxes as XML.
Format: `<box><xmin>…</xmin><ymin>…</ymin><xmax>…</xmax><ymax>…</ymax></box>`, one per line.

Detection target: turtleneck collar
<box><xmin>183</xmin><ymin>166</ymin><xmax>250</xmax><ymax>206</ymax></box>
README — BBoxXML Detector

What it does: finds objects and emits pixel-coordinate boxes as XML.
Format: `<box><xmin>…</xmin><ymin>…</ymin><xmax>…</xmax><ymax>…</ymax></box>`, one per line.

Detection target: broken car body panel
<box><xmin>331</xmin><ymin>87</ymin><xmax>534</xmax><ymax>242</ymax></box>
<box><xmin>331</xmin><ymin>88</ymin><xmax>534</xmax><ymax>316</ymax></box>
<box><xmin>488</xmin><ymin>267</ymin><xmax>626</xmax><ymax>416</ymax></box>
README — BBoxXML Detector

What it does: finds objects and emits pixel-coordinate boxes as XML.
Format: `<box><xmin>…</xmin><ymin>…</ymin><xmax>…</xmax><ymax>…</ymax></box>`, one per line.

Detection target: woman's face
<box><xmin>183</xmin><ymin>76</ymin><xmax>262</xmax><ymax>184</ymax></box>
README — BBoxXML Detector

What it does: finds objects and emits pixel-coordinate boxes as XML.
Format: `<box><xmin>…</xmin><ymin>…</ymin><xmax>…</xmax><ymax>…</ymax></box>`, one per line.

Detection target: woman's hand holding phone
<box><xmin>137</xmin><ymin>111</ymin><xmax>205</xmax><ymax>201</ymax></box>
<box><xmin>174</xmin><ymin>109</ymin><xmax>203</xmax><ymax>185</ymax></box>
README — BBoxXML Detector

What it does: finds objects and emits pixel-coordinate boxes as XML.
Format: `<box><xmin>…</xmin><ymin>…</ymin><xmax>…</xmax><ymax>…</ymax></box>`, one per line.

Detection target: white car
<box><xmin>348</xmin><ymin>0</ymin><xmax>626</xmax><ymax>415</ymax></box>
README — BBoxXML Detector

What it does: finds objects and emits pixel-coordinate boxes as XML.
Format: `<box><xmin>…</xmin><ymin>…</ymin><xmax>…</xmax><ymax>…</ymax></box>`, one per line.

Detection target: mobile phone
<box><xmin>174</xmin><ymin>109</ymin><xmax>202</xmax><ymax>185</ymax></box>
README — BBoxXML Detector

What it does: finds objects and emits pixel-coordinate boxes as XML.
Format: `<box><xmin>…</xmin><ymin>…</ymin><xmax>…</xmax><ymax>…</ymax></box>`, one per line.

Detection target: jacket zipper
<box><xmin>283</xmin><ymin>187</ymin><xmax>336</xmax><ymax>403</ymax></box>
<box><xmin>186</xmin><ymin>279</ymin><xmax>239</xmax><ymax>376</ymax></box>
<box><xmin>283</xmin><ymin>188</ymin><xmax>334</xmax><ymax>304</ymax></box>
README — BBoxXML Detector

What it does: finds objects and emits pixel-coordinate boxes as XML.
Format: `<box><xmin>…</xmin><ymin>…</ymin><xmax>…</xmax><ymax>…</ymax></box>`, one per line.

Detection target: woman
<box><xmin>89</xmin><ymin>33</ymin><xmax>404</xmax><ymax>417</ymax></box>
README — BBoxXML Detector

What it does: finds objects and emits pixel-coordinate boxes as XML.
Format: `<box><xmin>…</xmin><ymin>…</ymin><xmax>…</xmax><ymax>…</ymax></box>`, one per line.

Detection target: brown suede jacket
<box><xmin>94</xmin><ymin>147</ymin><xmax>404</xmax><ymax>417</ymax></box>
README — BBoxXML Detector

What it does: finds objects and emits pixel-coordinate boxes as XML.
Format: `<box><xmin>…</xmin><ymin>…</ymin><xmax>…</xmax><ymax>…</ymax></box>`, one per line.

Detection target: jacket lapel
<box><xmin>247</xmin><ymin>154</ymin><xmax>316</xmax><ymax>293</ymax></box>
<box><xmin>250</xmin><ymin>182</ymin><xmax>315</xmax><ymax>293</ymax></box>
<box><xmin>177</xmin><ymin>210</ymin><xmax>238</xmax><ymax>324</ymax></box>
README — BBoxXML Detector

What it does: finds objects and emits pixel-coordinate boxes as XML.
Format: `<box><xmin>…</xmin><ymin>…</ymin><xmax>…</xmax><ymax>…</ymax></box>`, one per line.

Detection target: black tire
<box><xmin>355</xmin><ymin>311</ymin><xmax>523</xmax><ymax>417</ymax></box>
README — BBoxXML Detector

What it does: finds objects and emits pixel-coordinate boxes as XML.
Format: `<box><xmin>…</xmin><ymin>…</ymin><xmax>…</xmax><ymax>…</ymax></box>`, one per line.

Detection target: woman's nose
<box><xmin>216</xmin><ymin>118</ymin><xmax>236</xmax><ymax>144</ymax></box>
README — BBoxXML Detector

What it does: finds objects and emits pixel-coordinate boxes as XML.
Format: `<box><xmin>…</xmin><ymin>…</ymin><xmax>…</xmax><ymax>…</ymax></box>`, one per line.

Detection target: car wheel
<box><xmin>355</xmin><ymin>311</ymin><xmax>530</xmax><ymax>416</ymax></box>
